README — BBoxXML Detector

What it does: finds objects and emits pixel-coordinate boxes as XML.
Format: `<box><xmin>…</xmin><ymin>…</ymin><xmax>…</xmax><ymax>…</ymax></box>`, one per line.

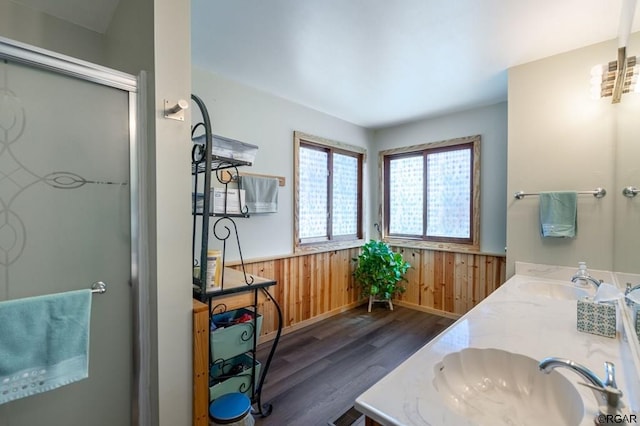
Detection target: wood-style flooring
<box><xmin>254</xmin><ymin>304</ymin><xmax>456</xmax><ymax>426</ymax></box>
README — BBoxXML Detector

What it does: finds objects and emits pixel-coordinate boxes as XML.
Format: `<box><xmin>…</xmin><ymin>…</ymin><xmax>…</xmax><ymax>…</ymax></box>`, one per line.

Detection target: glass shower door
<box><xmin>0</xmin><ymin>56</ymin><xmax>134</xmax><ymax>425</ymax></box>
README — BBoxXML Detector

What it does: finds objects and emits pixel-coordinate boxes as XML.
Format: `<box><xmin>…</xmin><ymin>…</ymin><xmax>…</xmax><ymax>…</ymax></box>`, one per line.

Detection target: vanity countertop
<box><xmin>354</xmin><ymin>262</ymin><xmax>640</xmax><ymax>426</ymax></box>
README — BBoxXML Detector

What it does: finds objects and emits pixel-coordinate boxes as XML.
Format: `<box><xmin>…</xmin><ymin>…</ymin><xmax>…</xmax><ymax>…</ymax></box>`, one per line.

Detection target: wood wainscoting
<box><xmin>391</xmin><ymin>247</ymin><xmax>506</xmax><ymax>317</ymax></box>
<box><xmin>220</xmin><ymin>247</ymin><xmax>505</xmax><ymax>341</ymax></box>
<box><xmin>194</xmin><ymin>248</ymin><xmax>505</xmax><ymax>425</ymax></box>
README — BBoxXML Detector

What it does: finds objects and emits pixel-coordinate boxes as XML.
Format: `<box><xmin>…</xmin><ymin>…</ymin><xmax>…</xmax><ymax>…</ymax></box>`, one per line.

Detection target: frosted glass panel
<box><xmin>299</xmin><ymin>146</ymin><xmax>328</xmax><ymax>239</ymax></box>
<box><xmin>389</xmin><ymin>155</ymin><xmax>423</xmax><ymax>235</ymax></box>
<box><xmin>426</xmin><ymin>148</ymin><xmax>471</xmax><ymax>238</ymax></box>
<box><xmin>0</xmin><ymin>59</ymin><xmax>132</xmax><ymax>425</ymax></box>
<box><xmin>332</xmin><ymin>153</ymin><xmax>358</xmax><ymax>236</ymax></box>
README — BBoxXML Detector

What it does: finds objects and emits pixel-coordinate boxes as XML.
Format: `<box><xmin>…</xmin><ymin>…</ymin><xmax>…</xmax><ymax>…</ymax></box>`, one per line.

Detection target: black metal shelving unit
<box><xmin>191</xmin><ymin>93</ymin><xmax>282</xmax><ymax>417</ymax></box>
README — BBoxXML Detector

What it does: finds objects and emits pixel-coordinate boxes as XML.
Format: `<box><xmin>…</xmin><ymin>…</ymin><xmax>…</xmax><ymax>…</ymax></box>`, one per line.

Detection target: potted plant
<box><xmin>353</xmin><ymin>240</ymin><xmax>411</xmax><ymax>312</ymax></box>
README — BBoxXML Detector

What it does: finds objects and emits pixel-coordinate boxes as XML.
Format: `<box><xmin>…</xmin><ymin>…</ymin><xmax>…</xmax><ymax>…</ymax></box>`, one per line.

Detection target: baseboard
<box><xmin>257</xmin><ymin>299</ymin><xmax>459</xmax><ymax>345</ymax></box>
<box><xmin>393</xmin><ymin>300</ymin><xmax>462</xmax><ymax>320</ymax></box>
<box><xmin>258</xmin><ymin>300</ymin><xmax>367</xmax><ymax>344</ymax></box>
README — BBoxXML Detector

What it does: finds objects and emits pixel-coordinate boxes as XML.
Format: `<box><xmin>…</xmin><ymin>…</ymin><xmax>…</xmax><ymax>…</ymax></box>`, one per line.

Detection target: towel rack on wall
<box><xmin>91</xmin><ymin>281</ymin><xmax>107</xmax><ymax>294</ymax></box>
<box><xmin>219</xmin><ymin>170</ymin><xmax>286</xmax><ymax>187</ymax></box>
<box><xmin>513</xmin><ymin>187</ymin><xmax>607</xmax><ymax>200</ymax></box>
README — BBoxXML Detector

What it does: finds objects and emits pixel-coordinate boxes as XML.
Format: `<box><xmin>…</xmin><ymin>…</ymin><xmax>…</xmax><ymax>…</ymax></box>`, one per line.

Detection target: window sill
<box><xmin>294</xmin><ymin>238</ymin><xmax>366</xmax><ymax>254</ymax></box>
<box><xmin>382</xmin><ymin>237</ymin><xmax>485</xmax><ymax>255</ymax></box>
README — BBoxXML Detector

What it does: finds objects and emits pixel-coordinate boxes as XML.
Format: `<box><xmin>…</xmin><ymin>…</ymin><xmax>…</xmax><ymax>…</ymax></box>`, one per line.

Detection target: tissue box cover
<box><xmin>576</xmin><ymin>298</ymin><xmax>616</xmax><ymax>338</ymax></box>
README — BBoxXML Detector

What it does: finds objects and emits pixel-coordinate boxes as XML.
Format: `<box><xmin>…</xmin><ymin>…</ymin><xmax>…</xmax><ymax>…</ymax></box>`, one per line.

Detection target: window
<box><xmin>381</xmin><ymin>135</ymin><xmax>480</xmax><ymax>251</ymax></box>
<box><xmin>294</xmin><ymin>131</ymin><xmax>365</xmax><ymax>252</ymax></box>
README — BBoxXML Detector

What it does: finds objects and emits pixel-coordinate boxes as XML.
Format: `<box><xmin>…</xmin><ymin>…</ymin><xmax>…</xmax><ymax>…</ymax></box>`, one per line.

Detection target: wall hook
<box><xmin>164</xmin><ymin>99</ymin><xmax>189</xmax><ymax>121</ymax></box>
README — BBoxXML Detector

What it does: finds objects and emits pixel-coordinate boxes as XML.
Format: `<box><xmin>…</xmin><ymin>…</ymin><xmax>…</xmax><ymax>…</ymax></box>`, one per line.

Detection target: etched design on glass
<box><xmin>0</xmin><ymin>61</ymin><xmax>126</xmax><ymax>271</ymax></box>
<box><xmin>426</xmin><ymin>148</ymin><xmax>471</xmax><ymax>238</ymax></box>
<box><xmin>0</xmin><ymin>62</ymin><xmax>28</xmax><ymax>268</ymax></box>
<box><xmin>299</xmin><ymin>146</ymin><xmax>328</xmax><ymax>239</ymax></box>
<box><xmin>332</xmin><ymin>153</ymin><xmax>358</xmax><ymax>236</ymax></box>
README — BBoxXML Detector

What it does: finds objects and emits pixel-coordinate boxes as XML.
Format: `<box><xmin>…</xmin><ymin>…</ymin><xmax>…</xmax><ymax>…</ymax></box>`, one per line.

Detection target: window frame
<box><xmin>380</xmin><ymin>135</ymin><xmax>481</xmax><ymax>252</ymax></box>
<box><xmin>294</xmin><ymin>131</ymin><xmax>366</xmax><ymax>253</ymax></box>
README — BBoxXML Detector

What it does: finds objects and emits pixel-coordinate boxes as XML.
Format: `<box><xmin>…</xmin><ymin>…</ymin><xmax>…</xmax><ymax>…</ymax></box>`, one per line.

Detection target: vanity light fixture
<box><xmin>591</xmin><ymin>0</ymin><xmax>639</xmax><ymax>102</ymax></box>
<box><xmin>590</xmin><ymin>47</ymin><xmax>639</xmax><ymax>102</ymax></box>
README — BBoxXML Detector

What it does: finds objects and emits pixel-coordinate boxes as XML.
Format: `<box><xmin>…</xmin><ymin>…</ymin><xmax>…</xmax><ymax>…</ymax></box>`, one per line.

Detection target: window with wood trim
<box><xmin>294</xmin><ymin>131</ymin><xmax>365</xmax><ymax>252</ymax></box>
<box><xmin>381</xmin><ymin>135</ymin><xmax>480</xmax><ymax>251</ymax></box>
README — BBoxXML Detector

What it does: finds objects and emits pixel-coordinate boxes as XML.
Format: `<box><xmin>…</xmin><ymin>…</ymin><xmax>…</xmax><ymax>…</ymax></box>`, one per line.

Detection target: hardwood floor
<box><xmin>254</xmin><ymin>304</ymin><xmax>456</xmax><ymax>426</ymax></box>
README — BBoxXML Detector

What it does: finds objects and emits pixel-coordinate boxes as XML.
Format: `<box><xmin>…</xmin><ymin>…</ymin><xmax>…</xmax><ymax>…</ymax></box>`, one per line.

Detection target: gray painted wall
<box><xmin>0</xmin><ymin>0</ymin><xmax>105</xmax><ymax>63</ymax></box>
<box><xmin>507</xmin><ymin>33</ymin><xmax>640</xmax><ymax>277</ymax></box>
<box><xmin>192</xmin><ymin>66</ymin><xmax>374</xmax><ymax>260</ymax></box>
<box><xmin>0</xmin><ymin>1</ymin><xmax>194</xmax><ymax>425</ymax></box>
<box><xmin>192</xmin><ymin>67</ymin><xmax>508</xmax><ymax>259</ymax></box>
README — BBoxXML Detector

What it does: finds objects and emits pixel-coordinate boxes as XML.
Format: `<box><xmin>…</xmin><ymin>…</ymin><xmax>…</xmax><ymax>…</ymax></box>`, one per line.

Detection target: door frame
<box><xmin>0</xmin><ymin>36</ymin><xmax>147</xmax><ymax>426</ymax></box>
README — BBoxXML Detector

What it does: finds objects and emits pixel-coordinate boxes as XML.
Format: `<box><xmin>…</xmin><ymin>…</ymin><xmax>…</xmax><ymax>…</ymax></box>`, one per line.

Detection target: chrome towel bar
<box><xmin>91</xmin><ymin>281</ymin><xmax>107</xmax><ymax>294</ymax></box>
<box><xmin>514</xmin><ymin>187</ymin><xmax>606</xmax><ymax>200</ymax></box>
<box><xmin>622</xmin><ymin>186</ymin><xmax>639</xmax><ymax>198</ymax></box>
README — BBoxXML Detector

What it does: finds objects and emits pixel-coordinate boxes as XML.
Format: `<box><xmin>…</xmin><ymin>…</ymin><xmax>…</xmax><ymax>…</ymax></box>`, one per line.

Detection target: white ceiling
<box><xmin>192</xmin><ymin>0</ymin><xmax>640</xmax><ymax>128</ymax></box>
<box><xmin>14</xmin><ymin>0</ymin><xmax>640</xmax><ymax>129</ymax></box>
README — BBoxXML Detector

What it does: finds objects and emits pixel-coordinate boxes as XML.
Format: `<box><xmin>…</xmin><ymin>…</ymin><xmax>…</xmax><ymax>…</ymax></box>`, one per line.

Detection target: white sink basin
<box><xmin>515</xmin><ymin>280</ymin><xmax>590</xmax><ymax>300</ymax></box>
<box><xmin>433</xmin><ymin>348</ymin><xmax>584</xmax><ymax>426</ymax></box>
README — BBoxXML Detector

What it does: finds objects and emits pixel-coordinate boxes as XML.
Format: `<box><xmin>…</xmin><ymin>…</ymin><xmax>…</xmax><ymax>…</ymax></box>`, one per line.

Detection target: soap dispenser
<box><xmin>572</xmin><ymin>261</ymin><xmax>590</xmax><ymax>287</ymax></box>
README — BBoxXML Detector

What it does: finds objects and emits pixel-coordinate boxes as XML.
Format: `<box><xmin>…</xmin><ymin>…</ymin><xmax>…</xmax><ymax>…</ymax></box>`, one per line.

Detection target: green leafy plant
<box><xmin>353</xmin><ymin>240</ymin><xmax>411</xmax><ymax>300</ymax></box>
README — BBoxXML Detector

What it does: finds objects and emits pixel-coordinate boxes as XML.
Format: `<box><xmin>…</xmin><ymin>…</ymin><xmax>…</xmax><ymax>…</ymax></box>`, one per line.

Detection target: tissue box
<box><xmin>213</xmin><ymin>188</ymin><xmax>246</xmax><ymax>214</ymax></box>
<box><xmin>577</xmin><ymin>298</ymin><xmax>617</xmax><ymax>338</ymax></box>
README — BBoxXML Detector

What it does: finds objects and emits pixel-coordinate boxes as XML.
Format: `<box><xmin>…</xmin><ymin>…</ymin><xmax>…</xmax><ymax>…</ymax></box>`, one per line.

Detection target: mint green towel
<box><xmin>539</xmin><ymin>191</ymin><xmax>577</xmax><ymax>238</ymax></box>
<box><xmin>0</xmin><ymin>289</ymin><xmax>91</xmax><ymax>404</ymax></box>
<box><xmin>240</xmin><ymin>175</ymin><xmax>279</xmax><ymax>213</ymax></box>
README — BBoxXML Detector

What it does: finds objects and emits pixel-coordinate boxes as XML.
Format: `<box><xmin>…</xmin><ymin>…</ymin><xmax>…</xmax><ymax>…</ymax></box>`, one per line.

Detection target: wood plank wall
<box><xmin>218</xmin><ymin>247</ymin><xmax>506</xmax><ymax>339</ymax></box>
<box><xmin>192</xmin><ymin>299</ymin><xmax>210</xmax><ymax>426</ymax></box>
<box><xmin>391</xmin><ymin>247</ymin><xmax>506</xmax><ymax>316</ymax></box>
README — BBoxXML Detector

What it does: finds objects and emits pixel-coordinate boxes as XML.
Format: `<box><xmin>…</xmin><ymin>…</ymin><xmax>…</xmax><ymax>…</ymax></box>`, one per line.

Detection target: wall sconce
<box><xmin>591</xmin><ymin>47</ymin><xmax>639</xmax><ymax>103</ymax></box>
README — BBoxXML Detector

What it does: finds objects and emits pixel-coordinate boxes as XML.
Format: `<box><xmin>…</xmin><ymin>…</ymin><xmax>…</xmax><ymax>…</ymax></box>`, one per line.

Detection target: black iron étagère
<box><xmin>190</xmin><ymin>93</ymin><xmax>282</xmax><ymax>418</ymax></box>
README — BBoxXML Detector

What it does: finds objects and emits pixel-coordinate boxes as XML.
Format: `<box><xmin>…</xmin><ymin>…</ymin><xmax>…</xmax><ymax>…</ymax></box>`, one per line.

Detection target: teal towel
<box><xmin>0</xmin><ymin>289</ymin><xmax>92</xmax><ymax>404</ymax></box>
<box><xmin>539</xmin><ymin>191</ymin><xmax>577</xmax><ymax>238</ymax></box>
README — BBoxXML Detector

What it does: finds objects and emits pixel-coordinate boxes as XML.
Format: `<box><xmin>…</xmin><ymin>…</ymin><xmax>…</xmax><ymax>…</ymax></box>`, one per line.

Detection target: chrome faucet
<box><xmin>625</xmin><ymin>283</ymin><xmax>640</xmax><ymax>296</ymax></box>
<box><xmin>571</xmin><ymin>273</ymin><xmax>601</xmax><ymax>289</ymax></box>
<box><xmin>539</xmin><ymin>357</ymin><xmax>621</xmax><ymax>409</ymax></box>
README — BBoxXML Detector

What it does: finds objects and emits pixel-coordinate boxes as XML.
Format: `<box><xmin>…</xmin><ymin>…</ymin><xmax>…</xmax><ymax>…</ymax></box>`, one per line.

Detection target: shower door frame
<box><xmin>0</xmin><ymin>36</ymin><xmax>147</xmax><ymax>426</ymax></box>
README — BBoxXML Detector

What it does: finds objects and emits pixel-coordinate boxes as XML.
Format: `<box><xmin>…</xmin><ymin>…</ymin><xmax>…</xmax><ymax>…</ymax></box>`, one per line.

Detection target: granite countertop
<box><xmin>354</xmin><ymin>262</ymin><xmax>640</xmax><ymax>426</ymax></box>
